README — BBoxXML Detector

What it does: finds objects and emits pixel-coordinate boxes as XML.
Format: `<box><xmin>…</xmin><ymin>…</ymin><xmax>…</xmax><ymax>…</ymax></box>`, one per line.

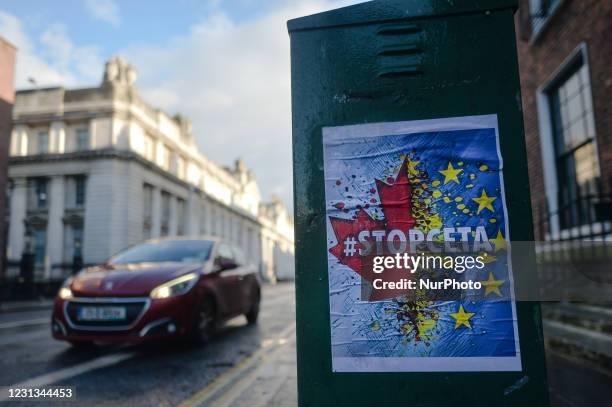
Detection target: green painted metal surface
<box><xmin>288</xmin><ymin>1</ymin><xmax>549</xmax><ymax>406</ymax></box>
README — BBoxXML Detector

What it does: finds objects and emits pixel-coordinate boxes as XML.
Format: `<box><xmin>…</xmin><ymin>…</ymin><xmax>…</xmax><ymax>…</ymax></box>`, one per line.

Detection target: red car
<box><xmin>51</xmin><ymin>237</ymin><xmax>261</xmax><ymax>346</ymax></box>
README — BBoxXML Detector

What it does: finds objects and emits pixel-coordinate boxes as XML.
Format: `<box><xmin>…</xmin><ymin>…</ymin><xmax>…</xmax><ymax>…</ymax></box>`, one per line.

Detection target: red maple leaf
<box><xmin>328</xmin><ymin>158</ymin><xmax>417</xmax><ymax>301</ymax></box>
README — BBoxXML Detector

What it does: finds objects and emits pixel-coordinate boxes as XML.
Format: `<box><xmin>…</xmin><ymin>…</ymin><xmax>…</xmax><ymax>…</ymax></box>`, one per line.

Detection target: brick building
<box><xmin>0</xmin><ymin>37</ymin><xmax>16</xmax><ymax>282</ymax></box>
<box><xmin>515</xmin><ymin>0</ymin><xmax>611</xmax><ymax>240</ymax></box>
<box><xmin>515</xmin><ymin>4</ymin><xmax>612</xmax><ymax>398</ymax></box>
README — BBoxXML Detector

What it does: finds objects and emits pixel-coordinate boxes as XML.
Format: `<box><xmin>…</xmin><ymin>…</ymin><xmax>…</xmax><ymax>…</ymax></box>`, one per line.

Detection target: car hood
<box><xmin>70</xmin><ymin>263</ymin><xmax>202</xmax><ymax>297</ymax></box>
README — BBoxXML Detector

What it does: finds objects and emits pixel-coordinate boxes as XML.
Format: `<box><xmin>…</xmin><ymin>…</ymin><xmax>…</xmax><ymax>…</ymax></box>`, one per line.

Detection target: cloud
<box><xmin>40</xmin><ymin>24</ymin><xmax>76</xmax><ymax>70</ymax></box>
<box><xmin>39</xmin><ymin>23</ymin><xmax>103</xmax><ymax>83</ymax></box>
<box><xmin>0</xmin><ymin>0</ymin><xmax>361</xmax><ymax>209</ymax></box>
<box><xmin>0</xmin><ymin>11</ymin><xmax>103</xmax><ymax>88</ymax></box>
<box><xmin>85</xmin><ymin>0</ymin><xmax>120</xmax><ymax>26</ymax></box>
<box><xmin>123</xmin><ymin>0</ymin><xmax>357</xmax><ymax>209</ymax></box>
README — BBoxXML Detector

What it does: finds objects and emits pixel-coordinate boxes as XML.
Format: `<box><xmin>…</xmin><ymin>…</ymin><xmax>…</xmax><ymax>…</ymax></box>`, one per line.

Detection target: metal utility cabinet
<box><xmin>288</xmin><ymin>1</ymin><xmax>548</xmax><ymax>406</ymax></box>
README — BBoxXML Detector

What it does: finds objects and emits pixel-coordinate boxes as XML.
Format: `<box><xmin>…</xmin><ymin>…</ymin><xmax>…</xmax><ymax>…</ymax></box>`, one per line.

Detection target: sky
<box><xmin>0</xmin><ymin>0</ymin><xmax>363</xmax><ymax>211</ymax></box>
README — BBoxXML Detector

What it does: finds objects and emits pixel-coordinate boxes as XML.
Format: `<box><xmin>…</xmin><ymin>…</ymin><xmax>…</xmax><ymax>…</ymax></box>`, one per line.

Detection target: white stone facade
<box><xmin>6</xmin><ymin>57</ymin><xmax>294</xmax><ymax>282</ymax></box>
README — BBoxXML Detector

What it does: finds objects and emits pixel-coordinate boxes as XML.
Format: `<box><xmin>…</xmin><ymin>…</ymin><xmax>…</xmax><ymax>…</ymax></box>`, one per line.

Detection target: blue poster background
<box><xmin>323</xmin><ymin>116</ymin><xmax>521</xmax><ymax>371</ymax></box>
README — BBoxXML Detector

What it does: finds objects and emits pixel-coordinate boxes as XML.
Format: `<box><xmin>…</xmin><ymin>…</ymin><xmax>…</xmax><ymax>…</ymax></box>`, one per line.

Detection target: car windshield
<box><xmin>109</xmin><ymin>240</ymin><xmax>213</xmax><ymax>265</ymax></box>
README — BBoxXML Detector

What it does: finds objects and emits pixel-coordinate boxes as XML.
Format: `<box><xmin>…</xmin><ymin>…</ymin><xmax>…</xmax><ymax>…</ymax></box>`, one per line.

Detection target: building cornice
<box><xmin>12</xmin><ymin>97</ymin><xmax>244</xmax><ymax>192</ymax></box>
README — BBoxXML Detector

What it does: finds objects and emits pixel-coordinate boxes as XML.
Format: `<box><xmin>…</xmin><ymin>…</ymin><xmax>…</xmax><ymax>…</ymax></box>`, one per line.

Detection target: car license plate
<box><xmin>77</xmin><ymin>306</ymin><xmax>126</xmax><ymax>321</ymax></box>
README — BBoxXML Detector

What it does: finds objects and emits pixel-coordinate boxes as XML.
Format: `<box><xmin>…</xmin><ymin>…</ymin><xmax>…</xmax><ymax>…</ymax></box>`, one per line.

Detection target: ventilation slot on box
<box><xmin>376</xmin><ymin>23</ymin><xmax>425</xmax><ymax>78</ymax></box>
<box><xmin>376</xmin><ymin>24</ymin><xmax>422</xmax><ymax>36</ymax></box>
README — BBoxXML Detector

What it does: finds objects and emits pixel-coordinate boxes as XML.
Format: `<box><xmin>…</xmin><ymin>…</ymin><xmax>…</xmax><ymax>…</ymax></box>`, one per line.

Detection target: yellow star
<box><xmin>481</xmin><ymin>272</ymin><xmax>505</xmax><ymax>297</ymax></box>
<box><xmin>449</xmin><ymin>305</ymin><xmax>475</xmax><ymax>329</ymax></box>
<box><xmin>472</xmin><ymin>189</ymin><xmax>496</xmax><ymax>214</ymax></box>
<box><xmin>439</xmin><ymin>162</ymin><xmax>462</xmax><ymax>184</ymax></box>
<box><xmin>489</xmin><ymin>228</ymin><xmax>507</xmax><ymax>252</ymax></box>
<box><xmin>407</xmin><ymin>160</ymin><xmax>420</xmax><ymax>175</ymax></box>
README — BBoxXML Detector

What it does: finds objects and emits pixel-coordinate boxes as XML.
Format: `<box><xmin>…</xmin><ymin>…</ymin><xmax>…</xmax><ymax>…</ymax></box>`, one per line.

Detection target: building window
<box><xmin>176</xmin><ymin>198</ymin><xmax>186</xmax><ymax>235</ymax></box>
<box><xmin>36</xmin><ymin>180</ymin><xmax>47</xmax><ymax>208</ymax></box>
<box><xmin>63</xmin><ymin>223</ymin><xmax>83</xmax><ymax>263</ymax></box>
<box><xmin>143</xmin><ymin>134</ymin><xmax>155</xmax><ymax>161</ymax></box>
<box><xmin>33</xmin><ymin>228</ymin><xmax>46</xmax><ymax>265</ymax></box>
<box><xmin>176</xmin><ymin>156</ymin><xmax>185</xmax><ymax>179</ymax></box>
<box><xmin>73</xmin><ymin>226</ymin><xmax>83</xmax><ymax>259</ymax></box>
<box><xmin>161</xmin><ymin>192</ymin><xmax>171</xmax><ymax>236</ymax></box>
<box><xmin>38</xmin><ymin>131</ymin><xmax>49</xmax><ymax>154</ymax></box>
<box><xmin>6</xmin><ymin>179</ymin><xmax>14</xmax><ymax>215</ymax></box>
<box><xmin>75</xmin><ymin>129</ymin><xmax>90</xmax><ymax>151</ymax></box>
<box><xmin>65</xmin><ymin>176</ymin><xmax>86</xmax><ymax>209</ymax></box>
<box><xmin>159</xmin><ymin>144</ymin><xmax>171</xmax><ymax>171</ymax></box>
<box><xmin>75</xmin><ymin>177</ymin><xmax>86</xmax><ymax>206</ymax></box>
<box><xmin>529</xmin><ymin>0</ymin><xmax>562</xmax><ymax>37</ymax></box>
<box><xmin>548</xmin><ymin>55</ymin><xmax>599</xmax><ymax>229</ymax></box>
<box><xmin>143</xmin><ymin>184</ymin><xmax>153</xmax><ymax>239</ymax></box>
<box><xmin>28</xmin><ymin>178</ymin><xmax>48</xmax><ymax>210</ymax></box>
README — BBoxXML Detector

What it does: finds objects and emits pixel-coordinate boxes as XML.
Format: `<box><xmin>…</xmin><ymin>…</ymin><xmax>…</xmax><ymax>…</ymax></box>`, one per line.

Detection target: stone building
<box><xmin>6</xmin><ymin>57</ymin><xmax>294</xmax><ymax>285</ymax></box>
<box><xmin>515</xmin><ymin>0</ymin><xmax>611</xmax><ymax>240</ymax></box>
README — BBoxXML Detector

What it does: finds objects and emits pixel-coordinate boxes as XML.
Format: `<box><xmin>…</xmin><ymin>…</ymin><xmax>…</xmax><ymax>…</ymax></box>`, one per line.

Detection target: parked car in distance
<box><xmin>51</xmin><ymin>237</ymin><xmax>261</xmax><ymax>346</ymax></box>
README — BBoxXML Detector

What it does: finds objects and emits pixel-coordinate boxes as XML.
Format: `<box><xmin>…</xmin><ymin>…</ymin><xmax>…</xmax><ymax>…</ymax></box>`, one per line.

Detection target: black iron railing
<box><xmin>537</xmin><ymin>186</ymin><xmax>612</xmax><ymax>241</ymax></box>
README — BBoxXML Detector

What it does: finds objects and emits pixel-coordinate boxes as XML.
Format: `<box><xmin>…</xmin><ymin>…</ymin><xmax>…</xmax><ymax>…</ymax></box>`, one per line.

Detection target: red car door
<box><xmin>213</xmin><ymin>242</ymin><xmax>243</xmax><ymax>317</ymax></box>
<box><xmin>230</xmin><ymin>245</ymin><xmax>252</xmax><ymax>314</ymax></box>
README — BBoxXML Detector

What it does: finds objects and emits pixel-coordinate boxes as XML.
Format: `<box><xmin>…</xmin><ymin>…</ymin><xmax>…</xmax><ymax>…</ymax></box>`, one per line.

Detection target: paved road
<box><xmin>1</xmin><ymin>282</ymin><xmax>610</xmax><ymax>407</ymax></box>
<box><xmin>0</xmin><ymin>283</ymin><xmax>296</xmax><ymax>406</ymax></box>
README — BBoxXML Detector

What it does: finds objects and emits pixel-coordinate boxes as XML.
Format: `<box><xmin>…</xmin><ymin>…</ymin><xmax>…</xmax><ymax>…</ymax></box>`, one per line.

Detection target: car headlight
<box><xmin>58</xmin><ymin>277</ymin><xmax>74</xmax><ymax>300</ymax></box>
<box><xmin>150</xmin><ymin>273</ymin><xmax>199</xmax><ymax>299</ymax></box>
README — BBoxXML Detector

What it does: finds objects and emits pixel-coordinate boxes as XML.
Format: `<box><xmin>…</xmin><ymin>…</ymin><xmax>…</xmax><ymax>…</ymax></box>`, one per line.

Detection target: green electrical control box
<box><xmin>288</xmin><ymin>1</ymin><xmax>549</xmax><ymax>406</ymax></box>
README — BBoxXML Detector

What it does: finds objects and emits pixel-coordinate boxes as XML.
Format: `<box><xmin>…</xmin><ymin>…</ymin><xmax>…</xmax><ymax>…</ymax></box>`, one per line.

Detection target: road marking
<box><xmin>211</xmin><ymin>336</ymin><xmax>295</xmax><ymax>407</ymax></box>
<box><xmin>0</xmin><ymin>330</ymin><xmax>50</xmax><ymax>347</ymax></box>
<box><xmin>0</xmin><ymin>352</ymin><xmax>134</xmax><ymax>402</ymax></box>
<box><xmin>178</xmin><ymin>322</ymin><xmax>296</xmax><ymax>407</ymax></box>
<box><xmin>0</xmin><ymin>318</ymin><xmax>48</xmax><ymax>330</ymax></box>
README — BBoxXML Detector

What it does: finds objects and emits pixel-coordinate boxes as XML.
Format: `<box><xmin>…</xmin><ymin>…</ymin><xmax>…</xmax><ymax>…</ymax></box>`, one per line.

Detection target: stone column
<box><xmin>199</xmin><ymin>200</ymin><xmax>207</xmax><ymax>235</ymax></box>
<box><xmin>186</xmin><ymin>188</ymin><xmax>198</xmax><ymax>236</ymax></box>
<box><xmin>224</xmin><ymin>211</ymin><xmax>230</xmax><ymax>239</ymax></box>
<box><xmin>46</xmin><ymin>176</ymin><xmax>65</xmax><ymax>279</ymax></box>
<box><xmin>11</xmin><ymin>125</ymin><xmax>30</xmax><ymax>156</ymax></box>
<box><xmin>169</xmin><ymin>195</ymin><xmax>178</xmax><ymax>236</ymax></box>
<box><xmin>49</xmin><ymin>121</ymin><xmax>66</xmax><ymax>153</ymax></box>
<box><xmin>90</xmin><ymin>117</ymin><xmax>112</xmax><ymax>150</ymax></box>
<box><xmin>254</xmin><ymin>226</ymin><xmax>263</xmax><ymax>273</ymax></box>
<box><xmin>155</xmin><ymin>140</ymin><xmax>165</xmax><ymax>168</ymax></box>
<box><xmin>204</xmin><ymin>200</ymin><xmax>212</xmax><ymax>235</ymax></box>
<box><xmin>10</xmin><ymin>125</ymin><xmax>28</xmax><ymax>156</ymax></box>
<box><xmin>8</xmin><ymin>128</ymin><xmax>18</xmax><ymax>156</ymax></box>
<box><xmin>241</xmin><ymin>219</ymin><xmax>249</xmax><ymax>250</ymax></box>
<box><xmin>7</xmin><ymin>178</ymin><xmax>27</xmax><ymax>261</ymax></box>
<box><xmin>151</xmin><ymin>186</ymin><xmax>161</xmax><ymax>238</ymax></box>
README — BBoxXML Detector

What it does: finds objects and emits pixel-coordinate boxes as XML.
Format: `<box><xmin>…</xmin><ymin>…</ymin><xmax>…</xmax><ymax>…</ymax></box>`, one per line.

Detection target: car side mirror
<box><xmin>219</xmin><ymin>258</ymin><xmax>238</xmax><ymax>271</ymax></box>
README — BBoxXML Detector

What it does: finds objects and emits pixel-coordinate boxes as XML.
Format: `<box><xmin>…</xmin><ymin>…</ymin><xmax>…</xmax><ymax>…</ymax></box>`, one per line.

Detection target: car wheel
<box><xmin>245</xmin><ymin>295</ymin><xmax>260</xmax><ymax>325</ymax></box>
<box><xmin>192</xmin><ymin>296</ymin><xmax>217</xmax><ymax>344</ymax></box>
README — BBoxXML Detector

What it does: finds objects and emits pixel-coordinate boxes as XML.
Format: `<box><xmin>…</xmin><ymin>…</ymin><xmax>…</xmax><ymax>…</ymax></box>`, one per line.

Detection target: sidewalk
<box><xmin>0</xmin><ymin>298</ymin><xmax>54</xmax><ymax>313</ymax></box>
<box><xmin>179</xmin><ymin>322</ymin><xmax>298</xmax><ymax>407</ymax></box>
<box><xmin>225</xmin><ymin>333</ymin><xmax>297</xmax><ymax>407</ymax></box>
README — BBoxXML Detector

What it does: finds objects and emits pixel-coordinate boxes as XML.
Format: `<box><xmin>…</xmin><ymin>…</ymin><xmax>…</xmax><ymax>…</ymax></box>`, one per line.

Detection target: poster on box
<box><xmin>323</xmin><ymin>114</ymin><xmax>521</xmax><ymax>372</ymax></box>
